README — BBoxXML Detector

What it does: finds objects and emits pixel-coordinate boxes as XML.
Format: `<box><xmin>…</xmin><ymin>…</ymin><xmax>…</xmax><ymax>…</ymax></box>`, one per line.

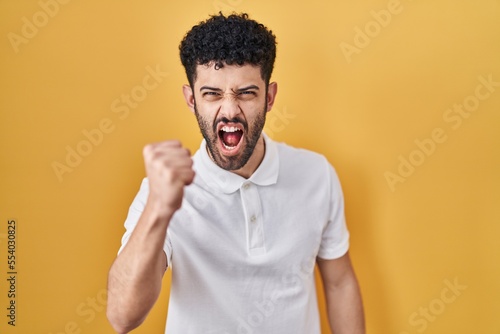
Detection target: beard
<box><xmin>194</xmin><ymin>103</ymin><xmax>267</xmax><ymax>171</ymax></box>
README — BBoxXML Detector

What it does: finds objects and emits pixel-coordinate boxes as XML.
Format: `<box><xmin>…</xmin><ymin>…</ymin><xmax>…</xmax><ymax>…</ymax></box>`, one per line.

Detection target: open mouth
<box><xmin>218</xmin><ymin>124</ymin><xmax>244</xmax><ymax>154</ymax></box>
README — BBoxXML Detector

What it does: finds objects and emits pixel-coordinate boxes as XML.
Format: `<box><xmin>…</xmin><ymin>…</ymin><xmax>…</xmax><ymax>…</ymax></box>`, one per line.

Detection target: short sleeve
<box><xmin>317</xmin><ymin>164</ymin><xmax>350</xmax><ymax>260</ymax></box>
<box><xmin>117</xmin><ymin>178</ymin><xmax>173</xmax><ymax>266</ymax></box>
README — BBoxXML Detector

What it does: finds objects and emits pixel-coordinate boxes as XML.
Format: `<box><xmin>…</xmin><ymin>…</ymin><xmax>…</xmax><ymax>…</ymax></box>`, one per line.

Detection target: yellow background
<box><xmin>1</xmin><ymin>0</ymin><xmax>499</xmax><ymax>333</ymax></box>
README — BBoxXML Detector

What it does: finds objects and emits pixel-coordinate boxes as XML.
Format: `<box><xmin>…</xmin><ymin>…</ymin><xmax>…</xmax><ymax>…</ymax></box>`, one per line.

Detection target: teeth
<box><xmin>222</xmin><ymin>143</ymin><xmax>237</xmax><ymax>150</ymax></box>
<box><xmin>220</xmin><ymin>125</ymin><xmax>242</xmax><ymax>151</ymax></box>
<box><xmin>221</xmin><ymin>126</ymin><xmax>241</xmax><ymax>133</ymax></box>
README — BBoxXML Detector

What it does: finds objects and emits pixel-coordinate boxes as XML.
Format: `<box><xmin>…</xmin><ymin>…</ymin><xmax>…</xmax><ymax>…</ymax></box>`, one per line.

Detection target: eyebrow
<box><xmin>199</xmin><ymin>85</ymin><xmax>260</xmax><ymax>92</ymax></box>
<box><xmin>235</xmin><ymin>85</ymin><xmax>259</xmax><ymax>92</ymax></box>
<box><xmin>200</xmin><ymin>86</ymin><xmax>223</xmax><ymax>92</ymax></box>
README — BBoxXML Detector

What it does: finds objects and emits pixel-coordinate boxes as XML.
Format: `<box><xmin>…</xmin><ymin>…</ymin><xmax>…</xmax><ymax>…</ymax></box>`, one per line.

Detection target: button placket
<box><xmin>240</xmin><ymin>182</ymin><xmax>265</xmax><ymax>255</ymax></box>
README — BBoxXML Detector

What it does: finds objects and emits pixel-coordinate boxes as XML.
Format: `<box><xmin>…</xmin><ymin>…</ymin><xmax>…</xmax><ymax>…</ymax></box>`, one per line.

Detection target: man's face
<box><xmin>183</xmin><ymin>63</ymin><xmax>276</xmax><ymax>171</ymax></box>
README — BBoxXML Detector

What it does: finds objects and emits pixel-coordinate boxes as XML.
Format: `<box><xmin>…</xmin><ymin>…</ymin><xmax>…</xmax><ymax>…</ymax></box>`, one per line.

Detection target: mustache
<box><xmin>213</xmin><ymin>117</ymin><xmax>248</xmax><ymax>133</ymax></box>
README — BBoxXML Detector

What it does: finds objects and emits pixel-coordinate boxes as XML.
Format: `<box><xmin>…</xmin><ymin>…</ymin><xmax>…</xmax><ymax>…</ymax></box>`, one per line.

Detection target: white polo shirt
<box><xmin>119</xmin><ymin>134</ymin><xmax>350</xmax><ymax>334</ymax></box>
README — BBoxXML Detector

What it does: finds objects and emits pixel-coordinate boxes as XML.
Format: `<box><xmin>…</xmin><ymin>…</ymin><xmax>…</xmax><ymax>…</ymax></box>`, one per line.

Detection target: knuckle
<box><xmin>168</xmin><ymin>140</ymin><xmax>181</xmax><ymax>147</ymax></box>
<box><xmin>143</xmin><ymin>144</ymin><xmax>153</xmax><ymax>156</ymax></box>
<box><xmin>150</xmin><ymin>157</ymin><xmax>164</xmax><ymax>168</ymax></box>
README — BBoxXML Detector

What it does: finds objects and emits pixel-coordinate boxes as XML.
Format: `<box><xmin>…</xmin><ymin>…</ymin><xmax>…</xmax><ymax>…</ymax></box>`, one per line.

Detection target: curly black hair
<box><xmin>179</xmin><ymin>12</ymin><xmax>277</xmax><ymax>88</ymax></box>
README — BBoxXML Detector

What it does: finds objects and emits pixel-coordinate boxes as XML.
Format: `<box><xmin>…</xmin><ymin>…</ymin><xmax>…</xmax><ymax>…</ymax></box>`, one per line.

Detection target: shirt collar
<box><xmin>194</xmin><ymin>133</ymin><xmax>279</xmax><ymax>194</ymax></box>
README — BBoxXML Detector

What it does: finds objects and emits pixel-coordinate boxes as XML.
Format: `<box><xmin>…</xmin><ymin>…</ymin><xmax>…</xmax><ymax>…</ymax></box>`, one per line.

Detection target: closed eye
<box><xmin>202</xmin><ymin>91</ymin><xmax>223</xmax><ymax>101</ymax></box>
<box><xmin>237</xmin><ymin>91</ymin><xmax>257</xmax><ymax>100</ymax></box>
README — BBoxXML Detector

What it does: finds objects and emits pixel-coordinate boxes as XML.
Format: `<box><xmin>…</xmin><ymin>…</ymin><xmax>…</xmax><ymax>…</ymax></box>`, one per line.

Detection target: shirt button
<box><xmin>243</xmin><ymin>183</ymin><xmax>251</xmax><ymax>190</ymax></box>
<box><xmin>250</xmin><ymin>215</ymin><xmax>257</xmax><ymax>223</ymax></box>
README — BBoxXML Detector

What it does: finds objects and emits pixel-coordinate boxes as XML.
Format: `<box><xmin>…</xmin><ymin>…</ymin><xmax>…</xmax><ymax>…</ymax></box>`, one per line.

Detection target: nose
<box><xmin>218</xmin><ymin>93</ymin><xmax>242</xmax><ymax>120</ymax></box>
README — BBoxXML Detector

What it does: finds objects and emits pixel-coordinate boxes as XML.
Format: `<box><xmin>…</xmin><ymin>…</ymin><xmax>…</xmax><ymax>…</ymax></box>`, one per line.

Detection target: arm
<box><xmin>106</xmin><ymin>203</ymin><xmax>170</xmax><ymax>334</ymax></box>
<box><xmin>317</xmin><ymin>251</ymin><xmax>365</xmax><ymax>334</ymax></box>
<box><xmin>106</xmin><ymin>141</ymin><xmax>194</xmax><ymax>334</ymax></box>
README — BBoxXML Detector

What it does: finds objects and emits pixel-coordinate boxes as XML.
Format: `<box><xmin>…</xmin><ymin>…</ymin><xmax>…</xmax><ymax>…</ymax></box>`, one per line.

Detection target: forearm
<box><xmin>107</xmin><ymin>201</ymin><xmax>172</xmax><ymax>333</ymax></box>
<box><xmin>324</xmin><ymin>275</ymin><xmax>365</xmax><ymax>334</ymax></box>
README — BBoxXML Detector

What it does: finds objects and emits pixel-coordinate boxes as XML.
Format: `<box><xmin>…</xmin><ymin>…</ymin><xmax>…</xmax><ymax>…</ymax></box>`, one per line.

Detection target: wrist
<box><xmin>144</xmin><ymin>196</ymin><xmax>176</xmax><ymax>225</ymax></box>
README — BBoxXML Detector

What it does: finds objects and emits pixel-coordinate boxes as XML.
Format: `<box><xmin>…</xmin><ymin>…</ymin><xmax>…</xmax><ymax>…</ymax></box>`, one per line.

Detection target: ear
<box><xmin>182</xmin><ymin>84</ymin><xmax>196</xmax><ymax>113</ymax></box>
<box><xmin>266</xmin><ymin>82</ymin><xmax>278</xmax><ymax>112</ymax></box>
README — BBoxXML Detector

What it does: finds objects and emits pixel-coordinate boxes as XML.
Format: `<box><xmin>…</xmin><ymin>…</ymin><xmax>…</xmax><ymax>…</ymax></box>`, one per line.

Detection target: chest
<box><xmin>168</xmin><ymin>179</ymin><xmax>329</xmax><ymax>274</ymax></box>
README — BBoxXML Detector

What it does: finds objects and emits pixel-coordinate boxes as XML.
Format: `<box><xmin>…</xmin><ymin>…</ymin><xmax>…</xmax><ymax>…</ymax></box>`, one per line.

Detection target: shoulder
<box><xmin>275</xmin><ymin>140</ymin><xmax>331</xmax><ymax>172</ymax></box>
<box><xmin>271</xmin><ymin>139</ymin><xmax>340</xmax><ymax>191</ymax></box>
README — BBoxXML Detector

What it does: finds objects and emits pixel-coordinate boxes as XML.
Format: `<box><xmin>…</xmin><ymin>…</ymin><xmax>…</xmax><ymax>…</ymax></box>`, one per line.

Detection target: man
<box><xmin>107</xmin><ymin>12</ymin><xmax>365</xmax><ymax>334</ymax></box>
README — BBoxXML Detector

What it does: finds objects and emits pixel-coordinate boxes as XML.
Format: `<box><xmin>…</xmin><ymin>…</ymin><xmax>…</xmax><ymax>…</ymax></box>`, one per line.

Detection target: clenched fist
<box><xmin>142</xmin><ymin>140</ymin><xmax>195</xmax><ymax>217</ymax></box>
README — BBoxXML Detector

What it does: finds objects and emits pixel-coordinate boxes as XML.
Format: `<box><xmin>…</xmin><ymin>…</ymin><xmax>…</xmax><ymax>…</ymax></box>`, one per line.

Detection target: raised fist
<box><xmin>142</xmin><ymin>140</ymin><xmax>195</xmax><ymax>216</ymax></box>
